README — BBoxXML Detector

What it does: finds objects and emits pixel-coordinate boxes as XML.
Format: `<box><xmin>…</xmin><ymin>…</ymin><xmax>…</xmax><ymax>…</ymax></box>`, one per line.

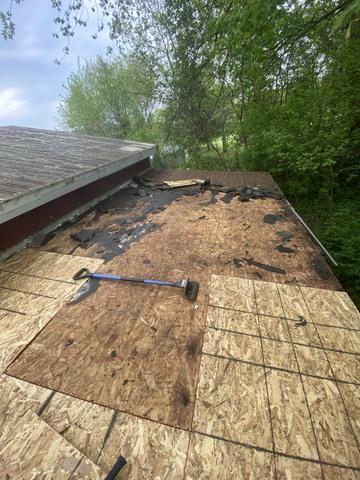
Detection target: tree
<box><xmin>59</xmin><ymin>56</ymin><xmax>157</xmax><ymax>140</ymax></box>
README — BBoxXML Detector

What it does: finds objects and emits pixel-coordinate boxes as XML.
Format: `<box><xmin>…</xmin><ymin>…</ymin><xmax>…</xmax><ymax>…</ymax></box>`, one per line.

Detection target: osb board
<box><xmin>6</xmin><ymin>374</ymin><xmax>189</xmax><ymax>480</ymax></box>
<box><xmin>0</xmin><ymin>309</ymin><xmax>62</xmax><ymax>373</ymax></box>
<box><xmin>301</xmin><ymin>286</ymin><xmax>360</xmax><ymax>329</ymax></box>
<box><xmin>267</xmin><ymin>370</ymin><xmax>318</xmax><ymax>460</ymax></box>
<box><xmin>42</xmin><ymin>184</ymin><xmax>340</xmax><ymax>290</ymax></box>
<box><xmin>303</xmin><ymin>376</ymin><xmax>360</xmax><ymax>467</ymax></box>
<box><xmin>275</xmin><ymin>456</ymin><xmax>322</xmax><ymax>479</ymax></box>
<box><xmin>7</xmin><ymin>374</ymin><xmax>113</xmax><ymax>467</ymax></box>
<box><xmin>7</xmin><ymin>283</ymin><xmax>205</xmax><ymax>430</ymax></box>
<box><xmin>0</xmin><ymin>248</ymin><xmax>103</xmax><ymax>283</ymax></box>
<box><xmin>0</xmin><ymin>270</ymin><xmax>80</xmax><ymax>299</ymax></box>
<box><xmin>184</xmin><ymin>433</ymin><xmax>275</xmax><ymax>479</ymax></box>
<box><xmin>97</xmin><ymin>411</ymin><xmax>189</xmax><ymax>480</ymax></box>
<box><xmin>0</xmin><ymin>375</ymin><xmax>104</xmax><ymax>480</ymax></box>
<box><xmin>192</xmin><ymin>355</ymin><xmax>272</xmax><ymax>449</ymax></box>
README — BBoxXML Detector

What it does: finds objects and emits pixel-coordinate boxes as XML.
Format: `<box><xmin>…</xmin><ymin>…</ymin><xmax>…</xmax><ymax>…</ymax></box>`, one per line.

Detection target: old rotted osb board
<box><xmin>43</xmin><ymin>183</ymin><xmax>339</xmax><ymax>290</ymax></box>
<box><xmin>0</xmin><ymin>375</ymin><xmax>105</xmax><ymax>480</ymax></box>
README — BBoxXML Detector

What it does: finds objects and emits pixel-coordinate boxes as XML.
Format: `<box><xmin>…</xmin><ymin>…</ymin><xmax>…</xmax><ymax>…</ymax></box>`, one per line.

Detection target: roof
<box><xmin>0</xmin><ymin>169</ymin><xmax>359</xmax><ymax>479</ymax></box>
<box><xmin>0</xmin><ymin>126</ymin><xmax>155</xmax><ymax>223</ymax></box>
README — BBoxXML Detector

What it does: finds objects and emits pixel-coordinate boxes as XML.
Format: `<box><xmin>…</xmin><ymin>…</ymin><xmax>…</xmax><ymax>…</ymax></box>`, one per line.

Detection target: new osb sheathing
<box><xmin>2</xmin><ymin>172</ymin><xmax>359</xmax><ymax>478</ymax></box>
<box><xmin>0</xmin><ymin>375</ymin><xmax>104</xmax><ymax>480</ymax></box>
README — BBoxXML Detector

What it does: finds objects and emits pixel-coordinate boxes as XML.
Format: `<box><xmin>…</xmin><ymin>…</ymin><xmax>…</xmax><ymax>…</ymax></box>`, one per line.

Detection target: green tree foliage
<box><xmin>59</xmin><ymin>56</ymin><xmax>158</xmax><ymax>141</ymax></box>
<box><xmin>3</xmin><ymin>0</ymin><xmax>360</xmax><ymax>303</ymax></box>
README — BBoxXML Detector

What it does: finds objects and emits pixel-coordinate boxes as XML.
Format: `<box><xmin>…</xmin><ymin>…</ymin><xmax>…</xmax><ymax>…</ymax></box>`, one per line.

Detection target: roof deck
<box><xmin>0</xmin><ymin>169</ymin><xmax>359</xmax><ymax>479</ymax></box>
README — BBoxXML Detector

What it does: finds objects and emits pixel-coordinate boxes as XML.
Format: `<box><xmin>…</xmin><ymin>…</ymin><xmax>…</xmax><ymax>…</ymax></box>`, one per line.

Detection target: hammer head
<box><xmin>184</xmin><ymin>280</ymin><xmax>199</xmax><ymax>302</ymax></box>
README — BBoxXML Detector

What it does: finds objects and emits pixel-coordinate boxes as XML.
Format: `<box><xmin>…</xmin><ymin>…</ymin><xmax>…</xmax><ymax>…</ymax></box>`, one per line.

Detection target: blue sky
<box><xmin>0</xmin><ymin>0</ymin><xmax>111</xmax><ymax>129</ymax></box>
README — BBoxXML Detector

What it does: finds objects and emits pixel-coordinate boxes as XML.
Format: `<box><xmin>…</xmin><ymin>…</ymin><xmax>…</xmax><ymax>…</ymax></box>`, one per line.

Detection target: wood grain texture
<box><xmin>7</xmin><ymin>287</ymin><xmax>204</xmax><ymax>429</ymax></box>
<box><xmin>322</xmin><ymin>465</ymin><xmax>360</xmax><ymax>479</ymax></box>
<box><xmin>301</xmin><ymin>287</ymin><xmax>360</xmax><ymax>329</ymax></box>
<box><xmin>277</xmin><ymin>284</ymin><xmax>311</xmax><ymax>321</ymax></box>
<box><xmin>193</xmin><ymin>355</ymin><xmax>272</xmax><ymax>449</ymax></box>
<box><xmin>254</xmin><ymin>280</ymin><xmax>283</xmax><ymax>317</ymax></box>
<box><xmin>268</xmin><ymin>370</ymin><xmax>318</xmax><ymax>459</ymax></box>
<box><xmin>275</xmin><ymin>456</ymin><xmax>322</xmax><ymax>479</ymax></box>
<box><xmin>303</xmin><ymin>376</ymin><xmax>360</xmax><ymax>467</ymax></box>
<box><xmin>185</xmin><ymin>433</ymin><xmax>275</xmax><ymax>480</ymax></box>
<box><xmin>316</xmin><ymin>325</ymin><xmax>360</xmax><ymax>354</ymax></box>
<box><xmin>209</xmin><ymin>274</ymin><xmax>256</xmax><ymax>312</ymax></box>
<box><xmin>262</xmin><ymin>338</ymin><xmax>298</xmax><ymax>372</ymax></box>
<box><xmin>0</xmin><ymin>375</ymin><xmax>105</xmax><ymax>480</ymax></box>
<box><xmin>206</xmin><ymin>307</ymin><xmax>259</xmax><ymax>336</ymax></box>
<box><xmin>0</xmin><ymin>248</ymin><xmax>103</xmax><ymax>283</ymax></box>
<box><xmin>294</xmin><ymin>344</ymin><xmax>333</xmax><ymax>379</ymax></box>
<box><xmin>0</xmin><ymin>310</ymin><xmax>60</xmax><ymax>373</ymax></box>
<box><xmin>338</xmin><ymin>383</ymin><xmax>360</xmax><ymax>442</ymax></box>
<box><xmin>286</xmin><ymin>320</ymin><xmax>322</xmax><ymax>347</ymax></box>
<box><xmin>202</xmin><ymin>328</ymin><xmax>262</xmax><ymax>363</ymax></box>
<box><xmin>258</xmin><ymin>315</ymin><xmax>291</xmax><ymax>342</ymax></box>
<box><xmin>0</xmin><ymin>271</ymin><xmax>79</xmax><ymax>299</ymax></box>
<box><xmin>3</xmin><ymin>374</ymin><xmax>52</xmax><ymax>412</ymax></box>
<box><xmin>40</xmin><ymin>392</ymin><xmax>113</xmax><ymax>463</ymax></box>
<box><xmin>0</xmin><ymin>288</ymin><xmax>62</xmax><ymax>317</ymax></box>
<box><xmin>326</xmin><ymin>350</ymin><xmax>360</xmax><ymax>383</ymax></box>
<box><xmin>97</xmin><ymin>411</ymin><xmax>189</xmax><ymax>480</ymax></box>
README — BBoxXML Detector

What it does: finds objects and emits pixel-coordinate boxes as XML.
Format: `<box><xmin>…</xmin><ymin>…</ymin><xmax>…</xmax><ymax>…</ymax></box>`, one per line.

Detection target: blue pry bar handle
<box><xmin>73</xmin><ymin>268</ymin><xmax>183</xmax><ymax>288</ymax></box>
<box><xmin>92</xmin><ymin>272</ymin><xmax>178</xmax><ymax>287</ymax></box>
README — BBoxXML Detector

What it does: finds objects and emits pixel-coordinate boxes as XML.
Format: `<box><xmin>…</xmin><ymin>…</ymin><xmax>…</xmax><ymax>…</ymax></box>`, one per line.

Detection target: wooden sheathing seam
<box><xmin>298</xmin><ymin>287</ymin><xmax>360</xmax><ymax>455</ymax></box>
<box><xmin>274</xmin><ymin>282</ymin><xmax>325</xmax><ymax>480</ymax></box>
<box><xmin>207</xmin><ymin>303</ymin><xmax>360</xmax><ymax>333</ymax></box>
<box><xmin>252</xmin><ymin>281</ymin><xmax>278</xmax><ymax>479</ymax></box>
<box><xmin>191</xmin><ymin>430</ymin><xmax>360</xmax><ymax>473</ymax></box>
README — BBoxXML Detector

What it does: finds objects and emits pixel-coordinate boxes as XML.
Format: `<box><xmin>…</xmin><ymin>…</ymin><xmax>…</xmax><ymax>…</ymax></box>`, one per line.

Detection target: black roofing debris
<box><xmin>276</xmin><ymin>244</ymin><xmax>296</xmax><ymax>254</ymax></box>
<box><xmin>311</xmin><ymin>257</ymin><xmax>332</xmax><ymax>280</ymax></box>
<box><xmin>233</xmin><ymin>257</ymin><xmax>287</xmax><ymax>275</ymax></box>
<box><xmin>63</xmin><ymin>176</ymin><xmax>283</xmax><ymax>263</ymax></box>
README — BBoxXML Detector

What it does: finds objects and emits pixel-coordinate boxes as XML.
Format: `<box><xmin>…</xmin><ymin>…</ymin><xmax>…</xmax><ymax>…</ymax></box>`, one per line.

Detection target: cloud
<box><xmin>0</xmin><ymin>88</ymin><xmax>29</xmax><ymax>120</ymax></box>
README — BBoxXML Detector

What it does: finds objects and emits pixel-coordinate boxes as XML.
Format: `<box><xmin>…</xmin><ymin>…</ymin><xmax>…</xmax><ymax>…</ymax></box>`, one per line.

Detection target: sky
<box><xmin>0</xmin><ymin>0</ymin><xmax>111</xmax><ymax>129</ymax></box>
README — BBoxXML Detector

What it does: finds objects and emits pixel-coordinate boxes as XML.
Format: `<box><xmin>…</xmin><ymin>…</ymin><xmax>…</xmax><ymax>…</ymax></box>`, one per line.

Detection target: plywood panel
<box><xmin>326</xmin><ymin>350</ymin><xmax>360</xmax><ymax>383</ymax></box>
<box><xmin>98</xmin><ymin>411</ymin><xmax>188</xmax><ymax>480</ymax></box>
<box><xmin>262</xmin><ymin>338</ymin><xmax>298</xmax><ymax>372</ymax></box>
<box><xmin>4</xmin><ymin>374</ymin><xmax>52</xmax><ymax>412</ymax></box>
<box><xmin>303</xmin><ymin>376</ymin><xmax>360</xmax><ymax>467</ymax></box>
<box><xmin>277</xmin><ymin>284</ymin><xmax>311</xmax><ymax>320</ymax></box>
<box><xmin>316</xmin><ymin>325</ymin><xmax>360</xmax><ymax>354</ymax></box>
<box><xmin>294</xmin><ymin>345</ymin><xmax>333</xmax><ymax>379</ymax></box>
<box><xmin>192</xmin><ymin>355</ymin><xmax>272</xmax><ymax>449</ymax></box>
<box><xmin>0</xmin><ymin>288</ymin><xmax>62</xmax><ymax>317</ymax></box>
<box><xmin>338</xmin><ymin>383</ymin><xmax>360</xmax><ymax>442</ymax></box>
<box><xmin>202</xmin><ymin>328</ymin><xmax>262</xmax><ymax>363</ymax></box>
<box><xmin>275</xmin><ymin>456</ymin><xmax>322</xmax><ymax>479</ymax></box>
<box><xmin>40</xmin><ymin>392</ymin><xmax>113</xmax><ymax>463</ymax></box>
<box><xmin>185</xmin><ymin>433</ymin><xmax>275</xmax><ymax>480</ymax></box>
<box><xmin>0</xmin><ymin>376</ymin><xmax>104</xmax><ymax>480</ymax></box>
<box><xmin>0</xmin><ymin>310</ymin><xmax>61</xmax><ymax>373</ymax></box>
<box><xmin>206</xmin><ymin>307</ymin><xmax>259</xmax><ymax>336</ymax></box>
<box><xmin>322</xmin><ymin>465</ymin><xmax>360</xmax><ymax>479</ymax></box>
<box><xmin>0</xmin><ymin>248</ymin><xmax>103</xmax><ymax>283</ymax></box>
<box><xmin>0</xmin><ymin>271</ymin><xmax>79</xmax><ymax>299</ymax></box>
<box><xmin>268</xmin><ymin>370</ymin><xmax>318</xmax><ymax>459</ymax></box>
<box><xmin>7</xmin><ymin>286</ymin><xmax>204</xmax><ymax>429</ymax></box>
<box><xmin>209</xmin><ymin>274</ymin><xmax>256</xmax><ymax>312</ymax></box>
<box><xmin>258</xmin><ymin>315</ymin><xmax>291</xmax><ymax>342</ymax></box>
<box><xmin>254</xmin><ymin>280</ymin><xmax>283</xmax><ymax>317</ymax></box>
<box><xmin>287</xmin><ymin>320</ymin><xmax>322</xmax><ymax>347</ymax></box>
<box><xmin>301</xmin><ymin>287</ymin><xmax>360</xmax><ymax>329</ymax></box>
